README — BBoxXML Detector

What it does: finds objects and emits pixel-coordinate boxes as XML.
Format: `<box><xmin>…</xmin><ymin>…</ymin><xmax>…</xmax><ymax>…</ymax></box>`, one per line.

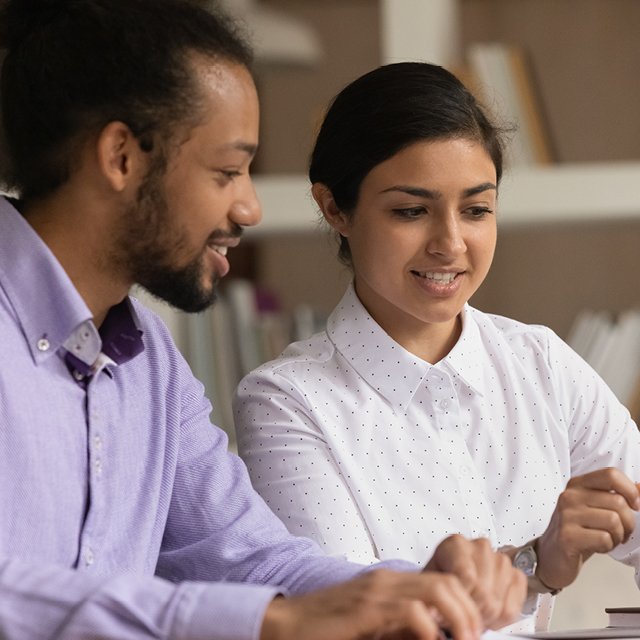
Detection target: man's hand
<box><xmin>260</xmin><ymin>568</ymin><xmax>482</xmax><ymax>640</ymax></box>
<box><xmin>535</xmin><ymin>467</ymin><xmax>640</xmax><ymax>592</ymax></box>
<box><xmin>425</xmin><ymin>534</ymin><xmax>527</xmax><ymax>629</ymax></box>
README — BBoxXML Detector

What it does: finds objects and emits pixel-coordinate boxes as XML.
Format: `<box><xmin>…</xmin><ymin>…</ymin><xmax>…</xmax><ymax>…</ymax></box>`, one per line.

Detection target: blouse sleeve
<box><xmin>546</xmin><ymin>329</ymin><xmax>640</xmax><ymax>575</ymax></box>
<box><xmin>233</xmin><ymin>367</ymin><xmax>382</xmax><ymax>566</ymax></box>
<box><xmin>545</xmin><ymin>327</ymin><xmax>640</xmax><ymax>478</ymax></box>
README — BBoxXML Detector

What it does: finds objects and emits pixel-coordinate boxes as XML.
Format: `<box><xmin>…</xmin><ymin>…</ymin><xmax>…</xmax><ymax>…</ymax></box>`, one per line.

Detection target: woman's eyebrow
<box><xmin>380</xmin><ymin>182</ymin><xmax>497</xmax><ymax>198</ymax></box>
<box><xmin>380</xmin><ymin>185</ymin><xmax>441</xmax><ymax>198</ymax></box>
<box><xmin>463</xmin><ymin>182</ymin><xmax>497</xmax><ymax>197</ymax></box>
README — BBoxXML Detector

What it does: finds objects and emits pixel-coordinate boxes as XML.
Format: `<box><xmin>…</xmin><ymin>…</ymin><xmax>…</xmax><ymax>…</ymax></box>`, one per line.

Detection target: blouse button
<box><xmin>36</xmin><ymin>338</ymin><xmax>50</xmax><ymax>352</ymax></box>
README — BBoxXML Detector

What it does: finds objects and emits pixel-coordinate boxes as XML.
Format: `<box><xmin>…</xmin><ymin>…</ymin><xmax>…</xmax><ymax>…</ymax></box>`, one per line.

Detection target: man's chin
<box><xmin>140</xmin><ymin>282</ymin><xmax>218</xmax><ymax>314</ymax></box>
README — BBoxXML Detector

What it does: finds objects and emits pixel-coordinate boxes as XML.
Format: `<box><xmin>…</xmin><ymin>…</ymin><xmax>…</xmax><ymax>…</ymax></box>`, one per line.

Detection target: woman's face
<box><xmin>330</xmin><ymin>138</ymin><xmax>497</xmax><ymax>359</ymax></box>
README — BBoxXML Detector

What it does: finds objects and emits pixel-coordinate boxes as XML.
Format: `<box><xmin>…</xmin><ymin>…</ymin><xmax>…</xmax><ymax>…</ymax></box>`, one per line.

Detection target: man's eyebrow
<box><xmin>380</xmin><ymin>183</ymin><xmax>497</xmax><ymax>198</ymax></box>
<box><xmin>224</xmin><ymin>141</ymin><xmax>258</xmax><ymax>157</ymax></box>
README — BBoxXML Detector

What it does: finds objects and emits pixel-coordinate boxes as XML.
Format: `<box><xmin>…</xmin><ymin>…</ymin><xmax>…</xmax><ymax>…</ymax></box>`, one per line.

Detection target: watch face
<box><xmin>513</xmin><ymin>546</ymin><xmax>537</xmax><ymax>577</ymax></box>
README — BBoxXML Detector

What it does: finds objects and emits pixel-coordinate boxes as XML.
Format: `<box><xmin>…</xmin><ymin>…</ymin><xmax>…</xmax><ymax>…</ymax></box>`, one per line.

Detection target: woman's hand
<box><xmin>535</xmin><ymin>467</ymin><xmax>640</xmax><ymax>592</ymax></box>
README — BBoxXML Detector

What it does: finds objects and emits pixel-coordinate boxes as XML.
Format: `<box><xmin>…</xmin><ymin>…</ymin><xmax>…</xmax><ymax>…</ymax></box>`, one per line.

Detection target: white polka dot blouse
<box><xmin>234</xmin><ymin>284</ymin><xmax>640</xmax><ymax>570</ymax></box>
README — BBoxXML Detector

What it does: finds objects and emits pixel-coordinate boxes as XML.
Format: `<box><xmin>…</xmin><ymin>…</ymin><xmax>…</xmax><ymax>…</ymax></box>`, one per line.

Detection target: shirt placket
<box><xmin>77</xmin><ymin>365</ymin><xmax>111</xmax><ymax>571</ymax></box>
<box><xmin>429</xmin><ymin>369</ymin><xmax>498</xmax><ymax>545</ymax></box>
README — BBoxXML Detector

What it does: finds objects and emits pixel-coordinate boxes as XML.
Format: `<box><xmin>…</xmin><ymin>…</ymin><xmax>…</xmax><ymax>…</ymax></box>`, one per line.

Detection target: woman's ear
<box><xmin>95</xmin><ymin>121</ymin><xmax>146</xmax><ymax>192</ymax></box>
<box><xmin>311</xmin><ymin>183</ymin><xmax>351</xmax><ymax>236</ymax></box>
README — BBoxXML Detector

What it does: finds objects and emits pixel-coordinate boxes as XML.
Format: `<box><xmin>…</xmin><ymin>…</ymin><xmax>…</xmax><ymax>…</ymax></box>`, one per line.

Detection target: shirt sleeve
<box><xmin>0</xmin><ymin>559</ymin><xmax>280</xmax><ymax>640</ymax></box>
<box><xmin>546</xmin><ymin>327</ymin><xmax>640</xmax><ymax>479</ymax></box>
<box><xmin>0</xmin><ymin>391</ymin><xmax>375</xmax><ymax>639</ymax></box>
<box><xmin>546</xmin><ymin>329</ymin><xmax>640</xmax><ymax>577</ymax></box>
<box><xmin>0</xmin><ymin>356</ymin><xmax>376</xmax><ymax>640</ymax></box>
<box><xmin>155</xmin><ymin>365</ymin><xmax>379</xmax><ymax>589</ymax></box>
<box><xmin>233</xmin><ymin>366</ymin><xmax>384</xmax><ymax>566</ymax></box>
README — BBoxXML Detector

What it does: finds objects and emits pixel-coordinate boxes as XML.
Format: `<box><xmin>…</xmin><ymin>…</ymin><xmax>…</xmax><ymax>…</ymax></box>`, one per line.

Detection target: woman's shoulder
<box><xmin>244</xmin><ymin>330</ymin><xmax>336</xmax><ymax>380</ymax></box>
<box><xmin>466</xmin><ymin>305</ymin><xmax>559</xmax><ymax>348</ymax></box>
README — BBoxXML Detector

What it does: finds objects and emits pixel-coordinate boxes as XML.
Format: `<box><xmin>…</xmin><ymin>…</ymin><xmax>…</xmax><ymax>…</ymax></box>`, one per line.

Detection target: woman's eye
<box><xmin>467</xmin><ymin>206</ymin><xmax>494</xmax><ymax>218</ymax></box>
<box><xmin>392</xmin><ymin>207</ymin><xmax>425</xmax><ymax>219</ymax></box>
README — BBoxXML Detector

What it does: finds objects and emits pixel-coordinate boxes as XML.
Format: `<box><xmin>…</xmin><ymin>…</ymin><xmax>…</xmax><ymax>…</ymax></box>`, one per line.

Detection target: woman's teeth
<box><xmin>414</xmin><ymin>271</ymin><xmax>457</xmax><ymax>284</ymax></box>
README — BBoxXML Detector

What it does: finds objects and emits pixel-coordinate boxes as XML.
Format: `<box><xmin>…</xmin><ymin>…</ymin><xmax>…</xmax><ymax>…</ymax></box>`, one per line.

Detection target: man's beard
<box><xmin>111</xmin><ymin>161</ymin><xmax>226</xmax><ymax>313</ymax></box>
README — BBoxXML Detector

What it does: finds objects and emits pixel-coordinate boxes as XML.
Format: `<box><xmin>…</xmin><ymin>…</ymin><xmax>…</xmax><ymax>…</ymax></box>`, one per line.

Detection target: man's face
<box><xmin>113</xmin><ymin>59</ymin><xmax>261</xmax><ymax>312</ymax></box>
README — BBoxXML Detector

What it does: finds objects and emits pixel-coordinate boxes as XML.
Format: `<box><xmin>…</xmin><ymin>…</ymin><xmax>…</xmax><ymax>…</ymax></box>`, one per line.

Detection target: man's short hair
<box><xmin>0</xmin><ymin>0</ymin><xmax>253</xmax><ymax>201</ymax></box>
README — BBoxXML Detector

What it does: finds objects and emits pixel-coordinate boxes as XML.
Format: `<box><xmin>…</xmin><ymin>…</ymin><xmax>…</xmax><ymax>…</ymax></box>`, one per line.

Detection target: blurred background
<box><xmin>140</xmin><ymin>1</ymin><xmax>640</xmax><ymax>628</ymax></box>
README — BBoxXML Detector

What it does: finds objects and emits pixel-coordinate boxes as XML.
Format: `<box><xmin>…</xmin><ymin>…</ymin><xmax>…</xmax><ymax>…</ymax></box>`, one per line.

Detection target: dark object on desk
<box><xmin>606</xmin><ymin>607</ymin><xmax>640</xmax><ymax>629</ymax></box>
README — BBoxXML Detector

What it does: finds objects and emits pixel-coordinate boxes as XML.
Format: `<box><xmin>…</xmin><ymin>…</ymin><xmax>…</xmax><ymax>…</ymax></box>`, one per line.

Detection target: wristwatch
<box><xmin>511</xmin><ymin>542</ymin><xmax>562</xmax><ymax>596</ymax></box>
<box><xmin>512</xmin><ymin>544</ymin><xmax>538</xmax><ymax>577</ymax></box>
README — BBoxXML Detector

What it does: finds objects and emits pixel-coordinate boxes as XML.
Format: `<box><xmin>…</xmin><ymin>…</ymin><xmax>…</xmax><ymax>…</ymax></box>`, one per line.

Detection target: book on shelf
<box><xmin>485</xmin><ymin>622</ymin><xmax>640</xmax><ymax>640</ymax></box>
<box><xmin>606</xmin><ymin>608</ymin><xmax>640</xmax><ymax>629</ymax></box>
<box><xmin>466</xmin><ymin>41</ymin><xmax>553</xmax><ymax>167</ymax></box>
<box><xmin>566</xmin><ymin>308</ymin><xmax>640</xmax><ymax>422</ymax></box>
<box><xmin>522</xmin><ymin>629</ymin><xmax>640</xmax><ymax>639</ymax></box>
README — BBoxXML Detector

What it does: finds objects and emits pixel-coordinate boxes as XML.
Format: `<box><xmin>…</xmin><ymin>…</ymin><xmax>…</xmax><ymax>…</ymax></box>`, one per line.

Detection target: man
<box><xmin>0</xmin><ymin>1</ymin><xmax>526</xmax><ymax>638</ymax></box>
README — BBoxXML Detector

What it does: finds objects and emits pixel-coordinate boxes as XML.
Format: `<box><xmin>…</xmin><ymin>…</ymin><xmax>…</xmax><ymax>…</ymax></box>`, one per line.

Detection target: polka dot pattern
<box><xmin>234</xmin><ymin>284</ymin><xmax>640</xmax><ymax>569</ymax></box>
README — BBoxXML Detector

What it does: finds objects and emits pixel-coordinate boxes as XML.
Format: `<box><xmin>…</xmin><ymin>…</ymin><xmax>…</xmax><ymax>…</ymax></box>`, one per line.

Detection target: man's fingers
<box><xmin>261</xmin><ymin>569</ymin><xmax>485</xmax><ymax>640</ymax></box>
<box><xmin>424</xmin><ymin>535</ymin><xmax>526</xmax><ymax>630</ymax></box>
<box><xmin>466</xmin><ymin>550</ymin><xmax>527</xmax><ymax>629</ymax></box>
<box><xmin>419</xmin><ymin>573</ymin><xmax>482</xmax><ymax>640</ymax></box>
<box><xmin>485</xmin><ymin>564</ymin><xmax>528</xmax><ymax>630</ymax></box>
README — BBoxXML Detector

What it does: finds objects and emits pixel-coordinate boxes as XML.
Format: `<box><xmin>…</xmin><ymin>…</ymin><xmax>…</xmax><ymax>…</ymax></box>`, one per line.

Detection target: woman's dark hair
<box><xmin>0</xmin><ymin>0</ymin><xmax>253</xmax><ymax>202</ymax></box>
<box><xmin>309</xmin><ymin>61</ymin><xmax>506</xmax><ymax>265</ymax></box>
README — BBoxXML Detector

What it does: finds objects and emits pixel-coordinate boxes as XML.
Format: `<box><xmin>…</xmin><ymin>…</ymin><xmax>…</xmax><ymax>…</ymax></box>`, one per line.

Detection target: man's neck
<box><xmin>21</xmin><ymin>189</ymin><xmax>131</xmax><ymax>328</ymax></box>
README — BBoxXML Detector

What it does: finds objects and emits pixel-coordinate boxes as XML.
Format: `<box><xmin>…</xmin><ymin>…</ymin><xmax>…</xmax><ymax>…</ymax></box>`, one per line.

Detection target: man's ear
<box><xmin>95</xmin><ymin>121</ymin><xmax>146</xmax><ymax>192</ymax></box>
<box><xmin>311</xmin><ymin>182</ymin><xmax>351</xmax><ymax>237</ymax></box>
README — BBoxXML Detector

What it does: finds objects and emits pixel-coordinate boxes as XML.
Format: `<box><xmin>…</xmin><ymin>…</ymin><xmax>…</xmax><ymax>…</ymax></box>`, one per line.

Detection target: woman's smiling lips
<box><xmin>410</xmin><ymin>269</ymin><xmax>464</xmax><ymax>295</ymax></box>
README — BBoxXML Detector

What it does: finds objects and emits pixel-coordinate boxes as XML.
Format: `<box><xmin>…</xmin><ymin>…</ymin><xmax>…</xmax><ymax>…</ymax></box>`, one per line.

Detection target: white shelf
<box><xmin>250</xmin><ymin>162</ymin><xmax>640</xmax><ymax>237</ymax></box>
<box><xmin>498</xmin><ymin>161</ymin><xmax>640</xmax><ymax>226</ymax></box>
<box><xmin>251</xmin><ymin>174</ymin><xmax>319</xmax><ymax>235</ymax></box>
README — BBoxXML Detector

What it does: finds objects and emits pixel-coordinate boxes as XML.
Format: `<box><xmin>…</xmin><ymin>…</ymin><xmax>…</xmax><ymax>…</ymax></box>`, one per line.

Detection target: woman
<box><xmin>233</xmin><ymin>62</ymin><xmax>640</xmax><ymax>630</ymax></box>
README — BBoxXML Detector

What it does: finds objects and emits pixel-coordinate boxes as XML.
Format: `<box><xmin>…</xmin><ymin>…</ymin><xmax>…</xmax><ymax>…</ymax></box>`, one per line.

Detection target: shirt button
<box><xmin>72</xmin><ymin>370</ymin><xmax>85</xmax><ymax>381</ymax></box>
<box><xmin>95</xmin><ymin>458</ymin><xmax>102</xmax><ymax>475</ymax></box>
<box><xmin>441</xmin><ymin>399</ymin><xmax>450</xmax><ymax>410</ymax></box>
<box><xmin>36</xmin><ymin>338</ymin><xmax>50</xmax><ymax>352</ymax></box>
<box><xmin>84</xmin><ymin>549</ymin><xmax>94</xmax><ymax>566</ymax></box>
<box><xmin>94</xmin><ymin>435</ymin><xmax>102</xmax><ymax>449</ymax></box>
<box><xmin>460</xmin><ymin>465</ymin><xmax>469</xmax><ymax>477</ymax></box>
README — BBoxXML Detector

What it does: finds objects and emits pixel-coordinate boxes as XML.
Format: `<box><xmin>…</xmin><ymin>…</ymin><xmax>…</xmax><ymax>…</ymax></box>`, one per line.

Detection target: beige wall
<box><xmin>242</xmin><ymin>0</ymin><xmax>640</xmax><ymax>340</ymax></box>
<box><xmin>461</xmin><ymin>0</ymin><xmax>640</xmax><ymax>163</ymax></box>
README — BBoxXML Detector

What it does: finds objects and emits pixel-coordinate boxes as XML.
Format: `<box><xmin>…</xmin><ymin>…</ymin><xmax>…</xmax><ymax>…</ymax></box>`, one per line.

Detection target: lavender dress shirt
<box><xmin>0</xmin><ymin>197</ymin><xmax>409</xmax><ymax>639</ymax></box>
